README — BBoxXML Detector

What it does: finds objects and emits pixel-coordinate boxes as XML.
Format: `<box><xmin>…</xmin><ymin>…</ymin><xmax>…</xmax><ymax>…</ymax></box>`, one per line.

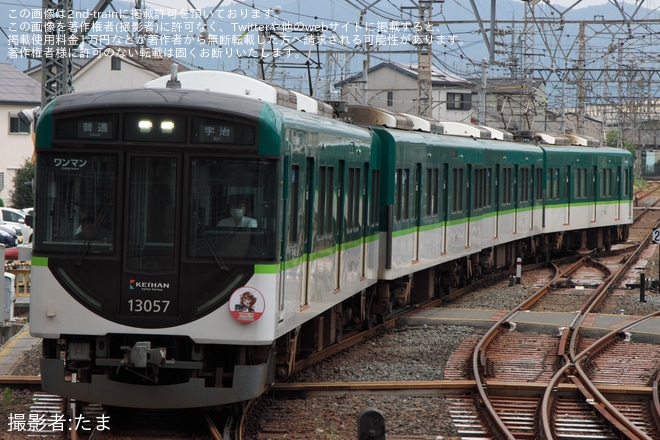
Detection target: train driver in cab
<box><xmin>217</xmin><ymin>200</ymin><xmax>257</xmax><ymax>228</ymax></box>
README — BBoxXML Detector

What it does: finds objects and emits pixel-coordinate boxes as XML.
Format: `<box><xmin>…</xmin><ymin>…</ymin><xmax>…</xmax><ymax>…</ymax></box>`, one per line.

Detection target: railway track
<box><xmin>469</xmin><ymin>225</ymin><xmax>660</xmax><ymax>438</ymax></box>
<box><xmin>238</xmin><ymin>199</ymin><xmax>660</xmax><ymax>438</ymax></box>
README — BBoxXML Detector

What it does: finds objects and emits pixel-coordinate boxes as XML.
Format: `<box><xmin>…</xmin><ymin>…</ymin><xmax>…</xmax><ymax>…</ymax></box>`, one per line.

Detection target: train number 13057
<box><xmin>127</xmin><ymin>299</ymin><xmax>171</xmax><ymax>313</ymax></box>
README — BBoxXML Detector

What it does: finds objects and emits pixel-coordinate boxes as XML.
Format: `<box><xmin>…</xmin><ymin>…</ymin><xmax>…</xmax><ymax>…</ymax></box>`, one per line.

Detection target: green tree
<box><xmin>10</xmin><ymin>159</ymin><xmax>34</xmax><ymax>209</ymax></box>
<box><xmin>605</xmin><ymin>129</ymin><xmax>636</xmax><ymax>155</ymax></box>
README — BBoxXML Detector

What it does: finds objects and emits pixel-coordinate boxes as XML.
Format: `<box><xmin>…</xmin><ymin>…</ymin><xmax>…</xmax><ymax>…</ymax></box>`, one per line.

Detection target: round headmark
<box><xmin>229</xmin><ymin>287</ymin><xmax>265</xmax><ymax>323</ymax></box>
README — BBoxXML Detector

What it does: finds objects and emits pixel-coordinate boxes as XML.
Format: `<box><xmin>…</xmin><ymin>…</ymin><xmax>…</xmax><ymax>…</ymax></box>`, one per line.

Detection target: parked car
<box><xmin>0</xmin><ymin>224</ymin><xmax>19</xmax><ymax>248</ymax></box>
<box><xmin>4</xmin><ymin>246</ymin><xmax>18</xmax><ymax>260</ymax></box>
<box><xmin>0</xmin><ymin>208</ymin><xmax>32</xmax><ymax>243</ymax></box>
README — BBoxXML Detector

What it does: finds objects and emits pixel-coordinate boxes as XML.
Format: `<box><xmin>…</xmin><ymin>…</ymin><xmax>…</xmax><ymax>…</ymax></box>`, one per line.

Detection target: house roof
<box><xmin>335</xmin><ymin>61</ymin><xmax>472</xmax><ymax>88</ymax></box>
<box><xmin>0</xmin><ymin>64</ymin><xmax>40</xmax><ymax>105</ymax></box>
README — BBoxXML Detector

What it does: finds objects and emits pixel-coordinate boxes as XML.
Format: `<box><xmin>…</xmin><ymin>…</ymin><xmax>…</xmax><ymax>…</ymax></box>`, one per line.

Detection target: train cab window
<box><xmin>35</xmin><ymin>152</ymin><xmax>117</xmax><ymax>253</ymax></box>
<box><xmin>188</xmin><ymin>158</ymin><xmax>278</xmax><ymax>261</ymax></box>
<box><xmin>126</xmin><ymin>156</ymin><xmax>177</xmax><ymax>272</ymax></box>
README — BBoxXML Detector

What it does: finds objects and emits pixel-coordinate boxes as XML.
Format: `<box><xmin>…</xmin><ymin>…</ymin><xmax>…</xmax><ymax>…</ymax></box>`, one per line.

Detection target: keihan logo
<box><xmin>129</xmin><ymin>279</ymin><xmax>170</xmax><ymax>290</ymax></box>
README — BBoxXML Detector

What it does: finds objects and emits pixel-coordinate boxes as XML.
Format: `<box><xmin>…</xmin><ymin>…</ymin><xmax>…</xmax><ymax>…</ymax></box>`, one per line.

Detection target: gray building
<box><xmin>335</xmin><ymin>61</ymin><xmax>475</xmax><ymax>123</ymax></box>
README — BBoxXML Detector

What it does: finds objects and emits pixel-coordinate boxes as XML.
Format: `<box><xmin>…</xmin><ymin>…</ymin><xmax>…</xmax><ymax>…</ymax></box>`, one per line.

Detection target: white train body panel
<box><xmin>30</xmin><ymin>266</ymin><xmax>280</xmax><ymax>344</ymax></box>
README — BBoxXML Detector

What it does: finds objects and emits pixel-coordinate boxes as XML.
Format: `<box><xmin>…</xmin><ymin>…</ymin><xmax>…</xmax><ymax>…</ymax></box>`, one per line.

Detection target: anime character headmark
<box><xmin>234</xmin><ymin>290</ymin><xmax>257</xmax><ymax>313</ymax></box>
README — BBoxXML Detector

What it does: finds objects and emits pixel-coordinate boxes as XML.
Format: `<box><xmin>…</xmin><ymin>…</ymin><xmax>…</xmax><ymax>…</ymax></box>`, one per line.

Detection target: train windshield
<box><xmin>36</xmin><ymin>153</ymin><xmax>279</xmax><ymax>263</ymax></box>
<box><xmin>188</xmin><ymin>157</ymin><xmax>278</xmax><ymax>261</ymax></box>
<box><xmin>36</xmin><ymin>153</ymin><xmax>117</xmax><ymax>253</ymax></box>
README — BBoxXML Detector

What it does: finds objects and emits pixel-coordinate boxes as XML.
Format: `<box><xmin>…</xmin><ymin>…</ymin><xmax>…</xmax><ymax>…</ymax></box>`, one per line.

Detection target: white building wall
<box><xmin>340</xmin><ymin>67</ymin><xmax>476</xmax><ymax>123</ymax></box>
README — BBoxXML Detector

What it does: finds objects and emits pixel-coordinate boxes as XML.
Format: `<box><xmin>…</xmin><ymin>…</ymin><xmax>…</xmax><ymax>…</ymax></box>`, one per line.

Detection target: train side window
<box><xmin>288</xmin><ymin>165</ymin><xmax>300</xmax><ymax>244</ymax></box>
<box><xmin>575</xmin><ymin>168</ymin><xmax>587</xmax><ymax>199</ymax></box>
<box><xmin>520</xmin><ymin>168</ymin><xmax>529</xmax><ymax>203</ymax></box>
<box><xmin>484</xmin><ymin>168</ymin><xmax>494</xmax><ymax>208</ymax></box>
<box><xmin>501</xmin><ymin>167</ymin><xmax>512</xmax><ymax>205</ymax></box>
<box><xmin>395</xmin><ymin>168</ymin><xmax>410</xmax><ymax>221</ymax></box>
<box><xmin>548</xmin><ymin>168</ymin><xmax>560</xmax><ymax>200</ymax></box>
<box><xmin>473</xmin><ymin>168</ymin><xmax>490</xmax><ymax>210</ymax></box>
<box><xmin>601</xmin><ymin>168</ymin><xmax>612</xmax><ymax>197</ymax></box>
<box><xmin>451</xmin><ymin>167</ymin><xmax>463</xmax><ymax>213</ymax></box>
<box><xmin>347</xmin><ymin>167</ymin><xmax>361</xmax><ymax>232</ymax></box>
<box><xmin>425</xmin><ymin>167</ymin><xmax>439</xmax><ymax>217</ymax></box>
<box><xmin>370</xmin><ymin>169</ymin><xmax>380</xmax><ymax>227</ymax></box>
<box><xmin>318</xmin><ymin>165</ymin><xmax>334</xmax><ymax>237</ymax></box>
<box><xmin>536</xmin><ymin>168</ymin><xmax>543</xmax><ymax>201</ymax></box>
<box><xmin>474</xmin><ymin>168</ymin><xmax>482</xmax><ymax>211</ymax></box>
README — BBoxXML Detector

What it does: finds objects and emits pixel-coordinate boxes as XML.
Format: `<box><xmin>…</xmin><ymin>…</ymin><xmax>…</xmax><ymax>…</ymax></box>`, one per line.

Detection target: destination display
<box><xmin>55</xmin><ymin>115</ymin><xmax>118</xmax><ymax>140</ymax></box>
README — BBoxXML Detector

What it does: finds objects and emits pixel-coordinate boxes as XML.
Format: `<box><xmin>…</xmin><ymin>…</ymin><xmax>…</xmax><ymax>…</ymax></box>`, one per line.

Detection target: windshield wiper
<box><xmin>193</xmin><ymin>211</ymin><xmax>228</xmax><ymax>271</ymax></box>
<box><xmin>74</xmin><ymin>204</ymin><xmax>111</xmax><ymax>267</ymax></box>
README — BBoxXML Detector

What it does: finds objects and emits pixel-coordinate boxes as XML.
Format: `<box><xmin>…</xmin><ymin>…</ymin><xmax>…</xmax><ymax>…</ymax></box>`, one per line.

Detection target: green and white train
<box><xmin>28</xmin><ymin>71</ymin><xmax>633</xmax><ymax>408</ymax></box>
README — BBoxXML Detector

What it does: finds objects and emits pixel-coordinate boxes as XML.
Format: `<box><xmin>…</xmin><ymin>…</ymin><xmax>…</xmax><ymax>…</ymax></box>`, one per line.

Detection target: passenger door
<box><xmin>121</xmin><ymin>154</ymin><xmax>180</xmax><ymax>320</ymax></box>
<box><xmin>413</xmin><ymin>163</ymin><xmax>422</xmax><ymax>262</ymax></box>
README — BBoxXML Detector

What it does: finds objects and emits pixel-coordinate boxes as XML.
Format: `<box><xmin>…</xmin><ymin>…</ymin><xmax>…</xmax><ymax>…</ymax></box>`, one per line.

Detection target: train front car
<box><xmin>30</xmin><ymin>88</ymin><xmax>294</xmax><ymax>408</ymax></box>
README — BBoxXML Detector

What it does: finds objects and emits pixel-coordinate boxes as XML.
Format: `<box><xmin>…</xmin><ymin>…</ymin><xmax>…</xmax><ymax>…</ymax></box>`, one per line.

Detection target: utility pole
<box><xmin>479</xmin><ymin>58</ymin><xmax>488</xmax><ymax>125</ymax></box>
<box><xmin>576</xmin><ymin>21</ymin><xmax>586</xmax><ymax>134</ymax></box>
<box><xmin>403</xmin><ymin>0</ymin><xmax>442</xmax><ymax>117</ymax></box>
<box><xmin>41</xmin><ymin>0</ymin><xmax>111</xmax><ymax>106</ymax></box>
<box><xmin>41</xmin><ymin>0</ymin><xmax>73</xmax><ymax>106</ymax></box>
<box><xmin>362</xmin><ymin>50</ymin><xmax>370</xmax><ymax>105</ymax></box>
<box><xmin>415</xmin><ymin>1</ymin><xmax>435</xmax><ymax>118</ymax></box>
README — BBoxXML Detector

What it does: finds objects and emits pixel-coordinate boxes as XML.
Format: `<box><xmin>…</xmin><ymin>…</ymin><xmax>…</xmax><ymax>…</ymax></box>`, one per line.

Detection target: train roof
<box><xmin>480</xmin><ymin>125</ymin><xmax>514</xmax><ymax>141</ymax></box>
<box><xmin>439</xmin><ymin>121</ymin><xmax>490</xmax><ymax>139</ymax></box>
<box><xmin>339</xmin><ymin>105</ymin><xmax>501</xmax><ymax>141</ymax></box>
<box><xmin>340</xmin><ymin>105</ymin><xmax>414</xmax><ymax>130</ymax></box>
<box><xmin>540</xmin><ymin>144</ymin><xmax>631</xmax><ymax>156</ymax></box>
<box><xmin>40</xmin><ymin>87</ymin><xmax>372</xmax><ymax>146</ymax></box>
<box><xmin>144</xmin><ymin>70</ymin><xmax>334</xmax><ymax>117</ymax></box>
<box><xmin>42</xmin><ymin>87</ymin><xmax>268</xmax><ymax>121</ymax></box>
<box><xmin>565</xmin><ymin>133</ymin><xmax>601</xmax><ymax>147</ymax></box>
<box><xmin>399</xmin><ymin>113</ymin><xmax>443</xmax><ymax>134</ymax></box>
